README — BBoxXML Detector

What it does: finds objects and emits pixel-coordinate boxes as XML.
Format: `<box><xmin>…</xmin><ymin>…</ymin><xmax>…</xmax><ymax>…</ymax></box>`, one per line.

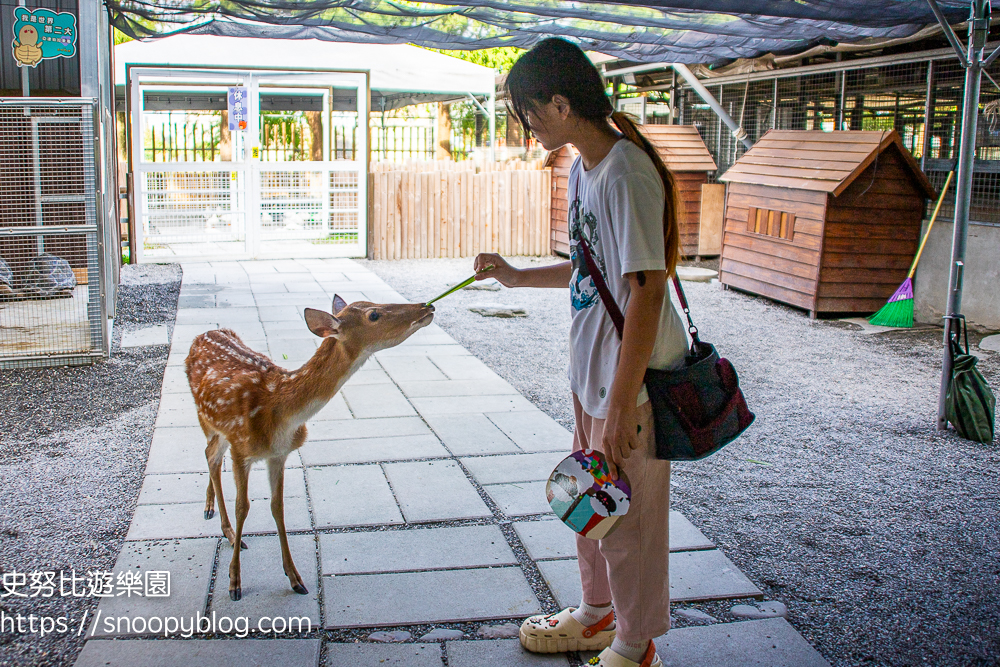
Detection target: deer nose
<box><xmin>425</xmin><ymin>304</ymin><xmax>435</xmax><ymax>312</ymax></box>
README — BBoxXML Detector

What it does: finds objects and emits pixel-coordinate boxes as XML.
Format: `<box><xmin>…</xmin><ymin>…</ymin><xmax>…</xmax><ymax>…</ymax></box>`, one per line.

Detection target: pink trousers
<box><xmin>573</xmin><ymin>394</ymin><xmax>671</xmax><ymax>642</ymax></box>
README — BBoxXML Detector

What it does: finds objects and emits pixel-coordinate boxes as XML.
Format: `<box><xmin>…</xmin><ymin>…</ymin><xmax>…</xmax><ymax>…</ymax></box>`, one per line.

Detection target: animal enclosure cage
<box><xmin>661</xmin><ymin>47</ymin><xmax>1000</xmax><ymax>227</ymax></box>
<box><xmin>0</xmin><ymin>99</ymin><xmax>109</xmax><ymax>367</ymax></box>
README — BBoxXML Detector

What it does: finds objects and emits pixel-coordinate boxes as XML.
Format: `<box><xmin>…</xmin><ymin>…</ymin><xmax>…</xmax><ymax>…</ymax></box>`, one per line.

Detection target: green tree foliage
<box><xmin>427</xmin><ymin>47</ymin><xmax>522</xmax><ymax>74</ymax></box>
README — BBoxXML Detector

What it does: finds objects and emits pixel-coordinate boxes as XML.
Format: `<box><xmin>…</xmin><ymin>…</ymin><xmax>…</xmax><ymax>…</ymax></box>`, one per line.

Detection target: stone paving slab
<box><xmin>653</xmin><ymin>618</ymin><xmax>831</xmax><ymax>667</ymax></box>
<box><xmin>309</xmin><ymin>393</ymin><xmax>352</xmax><ymax>421</ymax></box>
<box><xmin>75</xmin><ymin>639</ymin><xmax>322</xmax><ymax>667</ymax></box>
<box><xmin>384</xmin><ymin>460</ymin><xmax>491</xmax><ymax>522</ymax></box>
<box><xmin>299</xmin><ymin>434</ymin><xmax>449</xmax><ymax>466</ymax></box>
<box><xmin>514</xmin><ymin>514</ymin><xmax>716</xmax><ymax>561</ymax></box>
<box><xmin>377</xmin><ymin>354</ymin><xmax>449</xmax><ymax>382</ymax></box>
<box><xmin>306</xmin><ymin>416</ymin><xmax>430</xmax><ymax>441</ymax></box>
<box><xmin>307</xmin><ymin>465</ymin><xmax>404</xmax><ymax>528</ymax></box>
<box><xmin>427</xmin><ymin>354</ymin><xmax>499</xmax><ymax>380</ymax></box>
<box><xmin>484</xmin><ymin>482</ymin><xmax>551</xmax><ymax>516</ymax></box>
<box><xmin>375</xmin><ymin>344</ymin><xmax>472</xmax><ymax>358</ymax></box>
<box><xmin>144</xmin><ymin>428</ymin><xmax>211</xmax><ymax>474</ymax></box>
<box><xmin>447</xmin><ymin>639</ymin><xmax>571</xmax><ymax>667</ymax></box>
<box><xmin>670</xmin><ymin>550</ymin><xmax>763</xmax><ymax>602</ymax></box>
<box><xmin>138</xmin><ymin>469</ymin><xmax>307</xmax><ymax>505</ymax></box>
<box><xmin>324</xmin><ymin>643</ymin><xmax>443</xmax><ymax>667</ymax></box>
<box><xmin>343</xmin><ymin>368</ymin><xmax>393</xmax><ymax>386</ymax></box>
<box><xmin>410</xmin><ymin>395</ymin><xmax>536</xmax><ymax>415</ymax></box>
<box><xmin>323</xmin><ymin>567</ymin><xmax>540</xmax><ymax>628</ymax></box>
<box><xmin>121</xmin><ymin>325</ymin><xmax>170</xmax><ymax>348</ymax></box>
<box><xmin>341</xmin><ymin>384</ymin><xmax>417</xmax><ymax>419</ymax></box>
<box><xmin>486</xmin><ymin>412</ymin><xmax>573</xmax><ymax>453</ymax></box>
<box><xmin>210</xmin><ymin>534</ymin><xmax>320</xmax><ymax>626</ymax></box>
<box><xmin>537</xmin><ymin>550</ymin><xmax>762</xmax><ymax>608</ymax></box>
<box><xmin>422</xmin><ymin>413</ymin><xmax>521</xmax><ymax>456</ymax></box>
<box><xmin>258</xmin><ymin>305</ymin><xmax>303</xmax><ymax>322</ymax></box>
<box><xmin>319</xmin><ymin>525</ymin><xmax>517</xmax><ymax>575</ymax></box>
<box><xmin>397</xmin><ymin>379</ymin><xmax>520</xmax><ymax>398</ymax></box>
<box><xmin>159</xmin><ymin>356</ymin><xmax>196</xmax><ymax>382</ymax></box>
<box><xmin>126</xmin><ymin>496</ymin><xmax>311</xmax><ymax>541</ymax></box>
<box><xmin>154</xmin><ymin>408</ymin><xmax>201</xmax><ymax>429</ymax></box>
<box><xmin>89</xmin><ymin>538</ymin><xmax>217</xmax><ymax>637</ymax></box>
<box><xmin>158</xmin><ymin>392</ymin><xmax>196</xmax><ymax>411</ymax></box>
<box><xmin>460</xmin><ymin>452</ymin><xmax>566</xmax><ymax>485</ymax></box>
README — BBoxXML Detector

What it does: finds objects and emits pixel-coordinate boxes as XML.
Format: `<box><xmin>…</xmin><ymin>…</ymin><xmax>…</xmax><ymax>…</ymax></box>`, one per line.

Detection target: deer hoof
<box><xmin>240</xmin><ymin>540</ymin><xmax>248</xmax><ymax>550</ymax></box>
<box><xmin>292</xmin><ymin>583</ymin><xmax>308</xmax><ymax>595</ymax></box>
<box><xmin>230</xmin><ymin>587</ymin><xmax>242</xmax><ymax>601</ymax></box>
<box><xmin>204</xmin><ymin>509</ymin><xmax>215</xmax><ymax>520</ymax></box>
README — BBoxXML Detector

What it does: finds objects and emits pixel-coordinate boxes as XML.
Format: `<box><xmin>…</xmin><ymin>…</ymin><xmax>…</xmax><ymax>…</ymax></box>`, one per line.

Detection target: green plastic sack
<box><xmin>945</xmin><ymin>318</ymin><xmax>996</xmax><ymax>444</ymax></box>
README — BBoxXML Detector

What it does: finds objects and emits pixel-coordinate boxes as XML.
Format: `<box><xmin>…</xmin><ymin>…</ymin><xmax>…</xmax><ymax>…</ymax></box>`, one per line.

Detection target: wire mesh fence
<box><xmin>666</xmin><ymin>51</ymin><xmax>1000</xmax><ymax>226</ymax></box>
<box><xmin>0</xmin><ymin>100</ymin><xmax>105</xmax><ymax>368</ymax></box>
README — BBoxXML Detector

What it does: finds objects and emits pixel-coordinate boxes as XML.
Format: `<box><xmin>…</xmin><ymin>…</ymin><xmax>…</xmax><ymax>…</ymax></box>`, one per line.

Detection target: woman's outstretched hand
<box><xmin>474</xmin><ymin>253</ymin><xmax>520</xmax><ymax>287</ymax></box>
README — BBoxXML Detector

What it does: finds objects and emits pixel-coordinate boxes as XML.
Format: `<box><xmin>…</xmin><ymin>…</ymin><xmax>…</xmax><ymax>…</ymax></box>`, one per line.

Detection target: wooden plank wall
<box><xmin>674</xmin><ymin>171</ymin><xmax>707</xmax><ymax>256</ymax></box>
<box><xmin>547</xmin><ymin>146</ymin><xmax>575</xmax><ymax>256</ymax></box>
<box><xmin>720</xmin><ymin>182</ymin><xmax>827</xmax><ymax>311</ymax></box>
<box><xmin>369</xmin><ymin>168</ymin><xmax>552</xmax><ymax>259</ymax></box>
<box><xmin>816</xmin><ymin>149</ymin><xmax>924</xmax><ymax>313</ymax></box>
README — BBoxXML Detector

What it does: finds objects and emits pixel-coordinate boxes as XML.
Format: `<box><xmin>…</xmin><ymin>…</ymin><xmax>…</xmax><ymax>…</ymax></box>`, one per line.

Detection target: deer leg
<box><xmin>205</xmin><ymin>436</ymin><xmax>246</xmax><ymax>550</ymax></box>
<box><xmin>228</xmin><ymin>455</ymin><xmax>252</xmax><ymax>601</ymax></box>
<box><xmin>203</xmin><ymin>437</ymin><xmax>217</xmax><ymax>520</ymax></box>
<box><xmin>268</xmin><ymin>456</ymin><xmax>307</xmax><ymax>595</ymax></box>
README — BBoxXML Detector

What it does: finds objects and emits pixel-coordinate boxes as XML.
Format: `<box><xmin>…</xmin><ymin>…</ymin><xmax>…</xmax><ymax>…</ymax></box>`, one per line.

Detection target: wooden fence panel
<box><xmin>368</xmin><ymin>166</ymin><xmax>551</xmax><ymax>259</ymax></box>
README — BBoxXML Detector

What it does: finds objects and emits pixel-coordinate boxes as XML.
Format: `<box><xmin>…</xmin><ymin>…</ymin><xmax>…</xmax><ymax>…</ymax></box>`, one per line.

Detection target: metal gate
<box><xmin>128</xmin><ymin>67</ymin><xmax>369</xmax><ymax>262</ymax></box>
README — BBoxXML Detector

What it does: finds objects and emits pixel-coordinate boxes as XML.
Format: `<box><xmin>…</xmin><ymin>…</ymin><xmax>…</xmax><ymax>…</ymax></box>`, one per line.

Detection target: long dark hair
<box><xmin>505</xmin><ymin>37</ymin><xmax>680</xmax><ymax>276</ymax></box>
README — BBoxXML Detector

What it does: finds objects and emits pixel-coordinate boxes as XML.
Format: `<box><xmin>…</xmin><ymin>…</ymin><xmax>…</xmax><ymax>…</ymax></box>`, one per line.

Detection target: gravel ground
<box><xmin>0</xmin><ymin>264</ymin><xmax>181</xmax><ymax>667</ymax></box>
<box><xmin>362</xmin><ymin>256</ymin><xmax>1000</xmax><ymax>667</ymax></box>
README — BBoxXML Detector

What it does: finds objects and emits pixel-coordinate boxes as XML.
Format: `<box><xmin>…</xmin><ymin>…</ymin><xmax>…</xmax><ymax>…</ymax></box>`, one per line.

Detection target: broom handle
<box><xmin>908</xmin><ymin>171</ymin><xmax>953</xmax><ymax>279</ymax></box>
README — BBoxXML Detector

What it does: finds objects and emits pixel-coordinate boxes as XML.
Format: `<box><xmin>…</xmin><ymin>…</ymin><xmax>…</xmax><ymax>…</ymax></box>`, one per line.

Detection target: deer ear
<box><xmin>304</xmin><ymin>308</ymin><xmax>342</xmax><ymax>338</ymax></box>
<box><xmin>332</xmin><ymin>294</ymin><xmax>348</xmax><ymax>314</ymax></box>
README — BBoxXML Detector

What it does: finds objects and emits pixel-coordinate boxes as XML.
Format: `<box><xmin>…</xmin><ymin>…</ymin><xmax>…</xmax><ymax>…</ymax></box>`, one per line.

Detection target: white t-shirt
<box><xmin>567</xmin><ymin>139</ymin><xmax>689</xmax><ymax>419</ymax></box>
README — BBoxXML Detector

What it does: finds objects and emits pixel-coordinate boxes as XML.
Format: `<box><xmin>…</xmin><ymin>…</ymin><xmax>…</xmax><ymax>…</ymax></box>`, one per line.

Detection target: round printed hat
<box><xmin>545</xmin><ymin>449</ymin><xmax>631</xmax><ymax>540</ymax></box>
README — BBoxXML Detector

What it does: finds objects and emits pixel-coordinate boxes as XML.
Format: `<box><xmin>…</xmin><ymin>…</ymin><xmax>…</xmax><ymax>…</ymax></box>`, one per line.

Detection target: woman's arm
<box><xmin>602</xmin><ymin>269</ymin><xmax>666</xmax><ymax>480</ymax></box>
<box><xmin>473</xmin><ymin>253</ymin><xmax>573</xmax><ymax>288</ymax></box>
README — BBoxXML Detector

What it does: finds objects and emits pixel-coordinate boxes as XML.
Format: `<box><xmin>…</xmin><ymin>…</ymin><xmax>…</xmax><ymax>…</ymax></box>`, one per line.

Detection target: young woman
<box><xmin>473</xmin><ymin>38</ymin><xmax>689</xmax><ymax>667</ymax></box>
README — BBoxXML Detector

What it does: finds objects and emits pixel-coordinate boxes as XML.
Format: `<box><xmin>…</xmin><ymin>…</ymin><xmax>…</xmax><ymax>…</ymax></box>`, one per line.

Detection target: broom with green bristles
<box><xmin>869</xmin><ymin>171</ymin><xmax>954</xmax><ymax>328</ymax></box>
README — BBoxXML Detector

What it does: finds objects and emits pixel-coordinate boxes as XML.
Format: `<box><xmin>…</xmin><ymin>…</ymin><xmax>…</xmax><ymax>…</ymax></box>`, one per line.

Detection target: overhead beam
<box><xmin>671</xmin><ymin>63</ymin><xmax>754</xmax><ymax>150</ymax></box>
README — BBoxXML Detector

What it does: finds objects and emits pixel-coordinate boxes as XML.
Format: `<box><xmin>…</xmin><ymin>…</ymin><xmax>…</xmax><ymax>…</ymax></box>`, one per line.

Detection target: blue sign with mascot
<box><xmin>11</xmin><ymin>7</ymin><xmax>77</xmax><ymax>68</ymax></box>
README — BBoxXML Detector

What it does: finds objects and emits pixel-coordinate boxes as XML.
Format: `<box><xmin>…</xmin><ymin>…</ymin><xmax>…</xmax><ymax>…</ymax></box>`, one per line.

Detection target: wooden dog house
<box><xmin>545</xmin><ymin>144</ymin><xmax>577</xmax><ymax>256</ymax></box>
<box><xmin>718</xmin><ymin>130</ymin><xmax>936</xmax><ymax>317</ymax></box>
<box><xmin>546</xmin><ymin>125</ymin><xmax>718</xmax><ymax>257</ymax></box>
<box><xmin>639</xmin><ymin>125</ymin><xmax>718</xmax><ymax>257</ymax></box>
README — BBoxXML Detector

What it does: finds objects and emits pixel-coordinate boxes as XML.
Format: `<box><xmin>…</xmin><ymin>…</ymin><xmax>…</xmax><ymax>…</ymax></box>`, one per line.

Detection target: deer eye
<box><xmin>368</xmin><ymin>311</ymin><xmax>380</xmax><ymax>322</ymax></box>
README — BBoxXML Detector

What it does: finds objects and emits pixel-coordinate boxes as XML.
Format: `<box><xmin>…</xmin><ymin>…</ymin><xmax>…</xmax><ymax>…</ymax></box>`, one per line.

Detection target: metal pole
<box><xmin>18</xmin><ymin>0</ymin><xmax>29</xmax><ymax>97</ymax></box>
<box><xmin>936</xmin><ymin>0</ymin><xmax>989</xmax><ymax>430</ymax></box>
<box><xmin>672</xmin><ymin>63</ymin><xmax>753</xmax><ymax>150</ymax></box>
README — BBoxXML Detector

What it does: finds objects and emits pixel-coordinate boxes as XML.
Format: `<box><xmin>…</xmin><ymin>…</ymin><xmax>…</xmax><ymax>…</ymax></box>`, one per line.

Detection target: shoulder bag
<box><xmin>576</xmin><ymin>236</ymin><xmax>755</xmax><ymax>460</ymax></box>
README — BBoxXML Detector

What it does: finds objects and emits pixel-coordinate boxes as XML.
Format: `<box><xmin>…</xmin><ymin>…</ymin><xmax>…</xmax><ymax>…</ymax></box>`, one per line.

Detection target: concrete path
<box><xmin>75</xmin><ymin>259</ymin><xmax>829</xmax><ymax>666</ymax></box>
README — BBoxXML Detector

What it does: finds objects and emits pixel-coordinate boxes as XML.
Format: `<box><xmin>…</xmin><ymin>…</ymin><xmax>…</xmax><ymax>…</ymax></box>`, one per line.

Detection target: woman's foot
<box><xmin>587</xmin><ymin>640</ymin><xmax>661</xmax><ymax>667</ymax></box>
<box><xmin>520</xmin><ymin>607</ymin><xmax>616</xmax><ymax>653</ymax></box>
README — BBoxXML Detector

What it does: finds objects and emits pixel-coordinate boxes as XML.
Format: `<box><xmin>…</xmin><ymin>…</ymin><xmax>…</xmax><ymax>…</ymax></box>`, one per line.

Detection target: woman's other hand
<box><xmin>474</xmin><ymin>253</ymin><xmax>520</xmax><ymax>287</ymax></box>
<box><xmin>602</xmin><ymin>399</ymin><xmax>642</xmax><ymax>481</ymax></box>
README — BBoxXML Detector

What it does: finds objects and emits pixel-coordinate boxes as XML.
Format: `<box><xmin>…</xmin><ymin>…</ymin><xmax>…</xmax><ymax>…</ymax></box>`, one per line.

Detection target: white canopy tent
<box><xmin>113</xmin><ymin>35</ymin><xmax>496</xmax><ymax>112</ymax></box>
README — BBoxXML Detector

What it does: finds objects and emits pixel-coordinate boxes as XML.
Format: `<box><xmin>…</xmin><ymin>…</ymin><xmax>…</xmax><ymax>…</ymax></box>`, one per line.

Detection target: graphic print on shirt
<box><xmin>568</xmin><ymin>195</ymin><xmax>606</xmax><ymax>312</ymax></box>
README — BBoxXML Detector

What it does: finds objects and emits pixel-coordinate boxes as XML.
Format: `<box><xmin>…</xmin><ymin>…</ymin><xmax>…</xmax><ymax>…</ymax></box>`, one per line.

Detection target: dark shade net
<box><xmin>106</xmin><ymin>0</ymin><xmax>973</xmax><ymax>65</ymax></box>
